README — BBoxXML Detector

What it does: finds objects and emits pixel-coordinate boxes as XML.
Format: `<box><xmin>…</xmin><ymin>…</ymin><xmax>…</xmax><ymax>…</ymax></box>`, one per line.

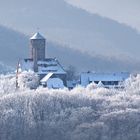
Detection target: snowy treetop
<box><xmin>0</xmin><ymin>72</ymin><xmax>140</xmax><ymax>140</ymax></box>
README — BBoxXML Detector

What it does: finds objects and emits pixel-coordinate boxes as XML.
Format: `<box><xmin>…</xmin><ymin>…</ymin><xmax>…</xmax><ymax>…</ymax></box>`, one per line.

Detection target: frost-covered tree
<box><xmin>66</xmin><ymin>65</ymin><xmax>78</xmax><ymax>80</ymax></box>
<box><xmin>18</xmin><ymin>71</ymin><xmax>39</xmax><ymax>89</ymax></box>
<box><xmin>0</xmin><ymin>73</ymin><xmax>140</xmax><ymax>140</ymax></box>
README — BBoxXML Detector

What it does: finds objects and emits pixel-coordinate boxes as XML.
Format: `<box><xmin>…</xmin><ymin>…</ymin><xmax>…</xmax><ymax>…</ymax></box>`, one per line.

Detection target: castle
<box><xmin>19</xmin><ymin>32</ymin><xmax>130</xmax><ymax>89</ymax></box>
<box><xmin>19</xmin><ymin>32</ymin><xmax>67</xmax><ymax>88</ymax></box>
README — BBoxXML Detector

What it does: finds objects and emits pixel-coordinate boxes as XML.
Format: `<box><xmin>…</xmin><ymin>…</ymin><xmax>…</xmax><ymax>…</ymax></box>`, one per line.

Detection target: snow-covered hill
<box><xmin>0</xmin><ymin>73</ymin><xmax>140</xmax><ymax>140</ymax></box>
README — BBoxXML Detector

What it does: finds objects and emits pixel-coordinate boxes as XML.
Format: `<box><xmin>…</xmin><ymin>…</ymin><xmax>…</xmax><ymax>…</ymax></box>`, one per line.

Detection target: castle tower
<box><xmin>30</xmin><ymin>32</ymin><xmax>46</xmax><ymax>72</ymax></box>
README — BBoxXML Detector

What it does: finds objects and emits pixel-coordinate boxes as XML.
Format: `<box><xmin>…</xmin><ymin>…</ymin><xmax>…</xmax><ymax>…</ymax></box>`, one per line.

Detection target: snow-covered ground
<box><xmin>0</xmin><ymin>72</ymin><xmax>140</xmax><ymax>140</ymax></box>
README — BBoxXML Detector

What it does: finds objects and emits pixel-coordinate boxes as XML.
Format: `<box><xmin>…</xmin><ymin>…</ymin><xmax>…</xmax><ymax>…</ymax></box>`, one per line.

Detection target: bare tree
<box><xmin>66</xmin><ymin>65</ymin><xmax>78</xmax><ymax>81</ymax></box>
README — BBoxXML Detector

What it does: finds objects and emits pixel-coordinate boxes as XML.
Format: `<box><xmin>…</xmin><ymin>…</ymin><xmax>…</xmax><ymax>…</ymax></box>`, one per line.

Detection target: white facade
<box><xmin>42</xmin><ymin>78</ymin><xmax>65</xmax><ymax>89</ymax></box>
<box><xmin>81</xmin><ymin>72</ymin><xmax>130</xmax><ymax>88</ymax></box>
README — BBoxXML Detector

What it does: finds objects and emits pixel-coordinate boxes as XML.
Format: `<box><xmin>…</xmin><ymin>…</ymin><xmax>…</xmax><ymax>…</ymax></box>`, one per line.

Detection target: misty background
<box><xmin>66</xmin><ymin>0</ymin><xmax>140</xmax><ymax>31</ymax></box>
<box><xmin>0</xmin><ymin>0</ymin><xmax>140</xmax><ymax>72</ymax></box>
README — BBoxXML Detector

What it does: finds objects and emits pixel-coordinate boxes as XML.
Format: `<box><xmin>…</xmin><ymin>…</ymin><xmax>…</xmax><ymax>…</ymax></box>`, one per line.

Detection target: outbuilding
<box><xmin>80</xmin><ymin>72</ymin><xmax>130</xmax><ymax>88</ymax></box>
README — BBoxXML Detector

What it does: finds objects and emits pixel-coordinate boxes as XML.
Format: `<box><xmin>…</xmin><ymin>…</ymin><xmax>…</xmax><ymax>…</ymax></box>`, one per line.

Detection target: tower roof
<box><xmin>30</xmin><ymin>32</ymin><xmax>45</xmax><ymax>40</ymax></box>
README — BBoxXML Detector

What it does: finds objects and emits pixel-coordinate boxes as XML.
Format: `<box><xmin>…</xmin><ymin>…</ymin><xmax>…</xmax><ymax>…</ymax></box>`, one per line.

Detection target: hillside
<box><xmin>0</xmin><ymin>27</ymin><xmax>28</xmax><ymax>64</ymax></box>
<box><xmin>65</xmin><ymin>0</ymin><xmax>140</xmax><ymax>32</ymax></box>
<box><xmin>0</xmin><ymin>0</ymin><xmax>140</xmax><ymax>61</ymax></box>
<box><xmin>1</xmin><ymin>26</ymin><xmax>140</xmax><ymax>72</ymax></box>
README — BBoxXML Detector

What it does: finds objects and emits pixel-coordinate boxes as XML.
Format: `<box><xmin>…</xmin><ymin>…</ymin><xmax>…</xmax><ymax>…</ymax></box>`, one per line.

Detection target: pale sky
<box><xmin>66</xmin><ymin>0</ymin><xmax>140</xmax><ymax>32</ymax></box>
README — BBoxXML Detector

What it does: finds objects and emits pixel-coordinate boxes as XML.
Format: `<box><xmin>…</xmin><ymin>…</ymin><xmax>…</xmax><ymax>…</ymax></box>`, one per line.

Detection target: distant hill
<box><xmin>0</xmin><ymin>26</ymin><xmax>28</xmax><ymax>65</ymax></box>
<box><xmin>0</xmin><ymin>0</ymin><xmax>140</xmax><ymax>61</ymax></box>
<box><xmin>0</xmin><ymin>25</ymin><xmax>140</xmax><ymax>73</ymax></box>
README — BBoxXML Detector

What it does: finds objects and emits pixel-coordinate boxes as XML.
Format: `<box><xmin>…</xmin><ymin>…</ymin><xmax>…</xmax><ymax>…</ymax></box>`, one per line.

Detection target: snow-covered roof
<box><xmin>81</xmin><ymin>72</ymin><xmax>130</xmax><ymax>86</ymax></box>
<box><xmin>40</xmin><ymin>73</ymin><xmax>54</xmax><ymax>83</ymax></box>
<box><xmin>30</xmin><ymin>32</ymin><xmax>45</xmax><ymax>40</ymax></box>
<box><xmin>97</xmin><ymin>81</ymin><xmax>104</xmax><ymax>88</ymax></box>
<box><xmin>37</xmin><ymin>59</ymin><xmax>66</xmax><ymax>75</ymax></box>
<box><xmin>89</xmin><ymin>73</ymin><xmax>129</xmax><ymax>81</ymax></box>
<box><xmin>82</xmin><ymin>72</ymin><xmax>129</xmax><ymax>81</ymax></box>
<box><xmin>20</xmin><ymin>58</ymin><xmax>66</xmax><ymax>75</ymax></box>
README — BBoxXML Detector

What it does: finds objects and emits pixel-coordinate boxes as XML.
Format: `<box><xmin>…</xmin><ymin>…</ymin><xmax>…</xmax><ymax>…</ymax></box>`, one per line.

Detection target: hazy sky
<box><xmin>66</xmin><ymin>0</ymin><xmax>140</xmax><ymax>32</ymax></box>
